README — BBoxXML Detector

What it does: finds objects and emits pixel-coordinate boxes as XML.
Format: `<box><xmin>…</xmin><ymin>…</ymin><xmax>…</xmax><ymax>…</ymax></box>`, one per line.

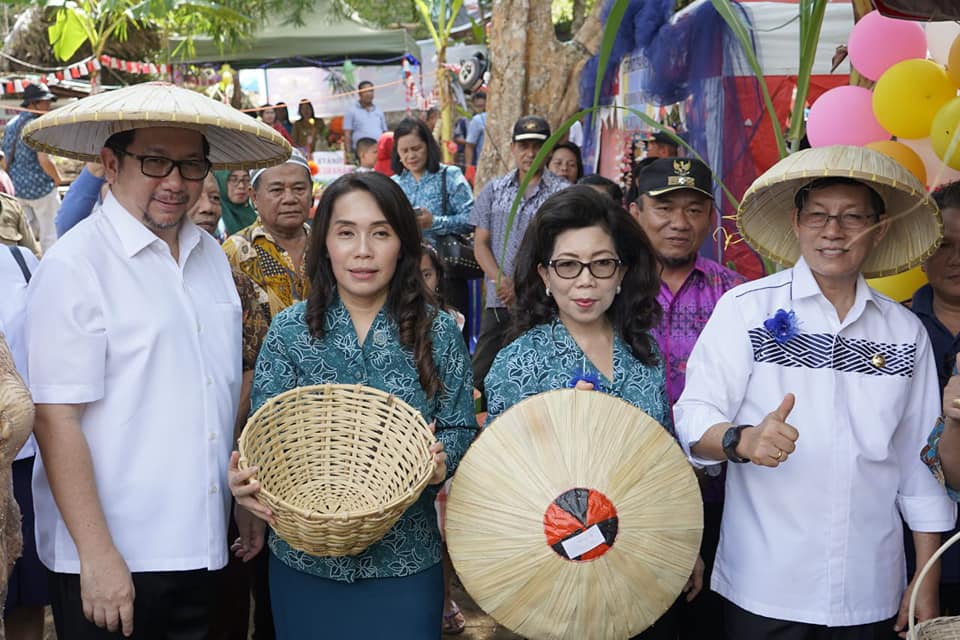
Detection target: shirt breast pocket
<box><xmin>846</xmin><ymin>371</ymin><xmax>910</xmax><ymax>461</ymax></box>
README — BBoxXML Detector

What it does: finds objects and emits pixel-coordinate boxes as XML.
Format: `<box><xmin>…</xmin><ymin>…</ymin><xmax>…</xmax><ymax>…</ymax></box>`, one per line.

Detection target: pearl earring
<box><xmin>545</xmin><ymin>287</ymin><xmax>552</xmax><ymax>297</ymax></box>
<box><xmin>616</xmin><ymin>285</ymin><xmax>621</xmax><ymax>295</ymax></box>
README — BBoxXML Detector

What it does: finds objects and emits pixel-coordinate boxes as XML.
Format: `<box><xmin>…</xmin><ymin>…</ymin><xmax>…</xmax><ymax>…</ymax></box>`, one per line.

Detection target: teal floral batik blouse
<box><xmin>484</xmin><ymin>320</ymin><xmax>672</xmax><ymax>433</ymax></box>
<box><xmin>251</xmin><ymin>297</ymin><xmax>477</xmax><ymax>582</ymax></box>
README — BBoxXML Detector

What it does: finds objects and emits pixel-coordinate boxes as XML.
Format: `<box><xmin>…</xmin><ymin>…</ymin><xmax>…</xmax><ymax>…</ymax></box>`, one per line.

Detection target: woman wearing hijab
<box><xmin>215</xmin><ymin>170</ymin><xmax>259</xmax><ymax>236</ymax></box>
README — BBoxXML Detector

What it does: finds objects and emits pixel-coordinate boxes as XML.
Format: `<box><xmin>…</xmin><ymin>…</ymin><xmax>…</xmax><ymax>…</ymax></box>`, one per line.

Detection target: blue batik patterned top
<box><xmin>1</xmin><ymin>112</ymin><xmax>55</xmax><ymax>200</ymax></box>
<box><xmin>251</xmin><ymin>297</ymin><xmax>478</xmax><ymax>582</ymax></box>
<box><xmin>392</xmin><ymin>165</ymin><xmax>474</xmax><ymax>245</ymax></box>
<box><xmin>484</xmin><ymin>320</ymin><xmax>672</xmax><ymax>434</ymax></box>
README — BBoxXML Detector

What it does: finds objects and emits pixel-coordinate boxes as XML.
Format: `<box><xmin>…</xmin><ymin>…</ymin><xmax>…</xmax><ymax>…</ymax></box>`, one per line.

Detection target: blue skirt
<box><xmin>268</xmin><ymin>552</ymin><xmax>444</xmax><ymax>639</ymax></box>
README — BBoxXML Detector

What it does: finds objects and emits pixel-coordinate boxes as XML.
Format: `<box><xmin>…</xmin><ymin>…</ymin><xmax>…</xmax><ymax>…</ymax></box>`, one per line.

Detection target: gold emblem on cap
<box><xmin>523</xmin><ymin>120</ymin><xmax>538</xmax><ymax>130</ymax></box>
<box><xmin>673</xmin><ymin>159</ymin><xmax>691</xmax><ymax>176</ymax></box>
<box><xmin>870</xmin><ymin>353</ymin><xmax>886</xmax><ymax>369</ymax></box>
<box><xmin>667</xmin><ymin>176</ymin><xmax>692</xmax><ymax>186</ymax></box>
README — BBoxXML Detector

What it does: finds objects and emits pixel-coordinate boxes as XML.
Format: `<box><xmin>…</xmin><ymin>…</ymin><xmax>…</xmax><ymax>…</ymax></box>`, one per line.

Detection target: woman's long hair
<box><xmin>305</xmin><ymin>172</ymin><xmax>440</xmax><ymax>397</ymax></box>
<box><xmin>510</xmin><ymin>185</ymin><xmax>663</xmax><ymax>365</ymax></box>
<box><xmin>390</xmin><ymin>117</ymin><xmax>442</xmax><ymax>175</ymax></box>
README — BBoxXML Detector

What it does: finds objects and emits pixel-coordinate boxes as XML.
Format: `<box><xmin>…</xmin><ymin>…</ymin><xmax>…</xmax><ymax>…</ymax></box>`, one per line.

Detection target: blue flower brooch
<box><xmin>763</xmin><ymin>309</ymin><xmax>799</xmax><ymax>344</ymax></box>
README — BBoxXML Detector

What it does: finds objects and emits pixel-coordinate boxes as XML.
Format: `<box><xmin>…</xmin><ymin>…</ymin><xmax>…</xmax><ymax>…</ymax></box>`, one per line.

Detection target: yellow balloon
<box><xmin>950</xmin><ymin>35</ymin><xmax>960</xmax><ymax>88</ymax></box>
<box><xmin>873</xmin><ymin>59</ymin><xmax>956</xmax><ymax>139</ymax></box>
<box><xmin>932</xmin><ymin>97</ymin><xmax>960</xmax><ymax>169</ymax></box>
<box><xmin>865</xmin><ymin>140</ymin><xmax>926</xmax><ymax>185</ymax></box>
<box><xmin>867</xmin><ymin>266</ymin><xmax>927</xmax><ymax>303</ymax></box>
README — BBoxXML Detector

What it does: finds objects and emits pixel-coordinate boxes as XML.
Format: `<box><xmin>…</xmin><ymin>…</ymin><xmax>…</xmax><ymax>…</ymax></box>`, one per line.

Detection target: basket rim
<box><xmin>237</xmin><ymin>383</ymin><xmax>437</xmax><ymax>522</ymax></box>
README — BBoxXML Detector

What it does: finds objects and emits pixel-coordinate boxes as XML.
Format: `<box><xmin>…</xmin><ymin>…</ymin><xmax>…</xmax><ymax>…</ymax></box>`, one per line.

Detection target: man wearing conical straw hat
<box><xmin>674</xmin><ymin>145</ymin><xmax>956</xmax><ymax>638</ymax></box>
<box><xmin>19</xmin><ymin>82</ymin><xmax>290</xmax><ymax>639</ymax></box>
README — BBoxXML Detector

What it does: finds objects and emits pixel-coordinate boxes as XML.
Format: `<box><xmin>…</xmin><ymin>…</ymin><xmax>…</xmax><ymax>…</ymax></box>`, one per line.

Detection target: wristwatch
<box><xmin>722</xmin><ymin>425</ymin><xmax>752</xmax><ymax>463</ymax></box>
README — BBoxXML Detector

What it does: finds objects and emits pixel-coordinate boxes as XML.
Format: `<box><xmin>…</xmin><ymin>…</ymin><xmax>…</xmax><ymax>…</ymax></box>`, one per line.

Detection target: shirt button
<box><xmin>209</xmin><ymin>484</ymin><xmax>218</xmax><ymax>495</ymax></box>
<box><xmin>209</xmin><ymin>432</ymin><xmax>217</xmax><ymax>442</ymax></box>
<box><xmin>197</xmin><ymin>324</ymin><xmax>203</xmax><ymax>334</ymax></box>
<box><xmin>206</xmin><ymin>376</ymin><xmax>213</xmax><ymax>386</ymax></box>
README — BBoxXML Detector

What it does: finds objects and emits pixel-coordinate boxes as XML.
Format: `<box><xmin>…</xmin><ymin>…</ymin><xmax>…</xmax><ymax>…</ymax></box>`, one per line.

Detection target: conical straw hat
<box><xmin>446</xmin><ymin>389</ymin><xmax>702</xmax><ymax>640</ymax></box>
<box><xmin>737</xmin><ymin>145</ymin><xmax>941</xmax><ymax>279</ymax></box>
<box><xmin>21</xmin><ymin>82</ymin><xmax>290</xmax><ymax>170</ymax></box>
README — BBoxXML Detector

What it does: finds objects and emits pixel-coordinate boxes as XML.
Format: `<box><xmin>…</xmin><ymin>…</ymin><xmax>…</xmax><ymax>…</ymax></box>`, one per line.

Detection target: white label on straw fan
<box><xmin>561</xmin><ymin>524</ymin><xmax>606</xmax><ymax>559</ymax></box>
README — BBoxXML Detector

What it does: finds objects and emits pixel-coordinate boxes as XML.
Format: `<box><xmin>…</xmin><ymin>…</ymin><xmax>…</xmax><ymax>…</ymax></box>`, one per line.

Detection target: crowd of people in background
<box><xmin>1</xmin><ymin>76</ymin><xmax>959</xmax><ymax>640</ymax></box>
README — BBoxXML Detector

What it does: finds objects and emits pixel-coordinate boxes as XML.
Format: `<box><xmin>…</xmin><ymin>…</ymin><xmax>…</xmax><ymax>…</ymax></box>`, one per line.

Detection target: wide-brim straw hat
<box><xmin>21</xmin><ymin>82</ymin><xmax>290</xmax><ymax>170</ymax></box>
<box><xmin>446</xmin><ymin>389</ymin><xmax>702</xmax><ymax>640</ymax></box>
<box><xmin>737</xmin><ymin>145</ymin><xmax>940</xmax><ymax>279</ymax></box>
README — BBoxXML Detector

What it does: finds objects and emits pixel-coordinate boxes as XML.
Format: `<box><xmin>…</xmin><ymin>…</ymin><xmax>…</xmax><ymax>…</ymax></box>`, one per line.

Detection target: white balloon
<box><xmin>926</xmin><ymin>21</ymin><xmax>960</xmax><ymax>65</ymax></box>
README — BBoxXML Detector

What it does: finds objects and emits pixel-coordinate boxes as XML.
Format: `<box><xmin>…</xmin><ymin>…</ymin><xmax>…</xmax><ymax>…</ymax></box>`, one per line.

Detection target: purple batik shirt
<box><xmin>652</xmin><ymin>257</ymin><xmax>745</xmax><ymax>503</ymax></box>
<box><xmin>651</xmin><ymin>256</ymin><xmax>746</xmax><ymax>406</ymax></box>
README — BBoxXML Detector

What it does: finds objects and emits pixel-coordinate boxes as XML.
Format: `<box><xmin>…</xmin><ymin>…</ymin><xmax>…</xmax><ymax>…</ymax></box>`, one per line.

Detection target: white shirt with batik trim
<box><xmin>26</xmin><ymin>191</ymin><xmax>242</xmax><ymax>574</ymax></box>
<box><xmin>675</xmin><ymin>257</ymin><xmax>956</xmax><ymax>626</ymax></box>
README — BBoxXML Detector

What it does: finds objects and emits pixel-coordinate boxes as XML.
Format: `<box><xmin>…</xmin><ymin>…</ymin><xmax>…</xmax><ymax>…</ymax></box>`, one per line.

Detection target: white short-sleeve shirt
<box><xmin>675</xmin><ymin>257</ymin><xmax>956</xmax><ymax>627</ymax></box>
<box><xmin>0</xmin><ymin>244</ymin><xmax>39</xmax><ymax>460</ymax></box>
<box><xmin>27</xmin><ymin>192</ymin><xmax>242</xmax><ymax>573</ymax></box>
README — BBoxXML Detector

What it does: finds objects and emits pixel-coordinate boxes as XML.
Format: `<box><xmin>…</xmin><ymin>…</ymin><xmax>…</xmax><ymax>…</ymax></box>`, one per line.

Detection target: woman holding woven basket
<box><xmin>228</xmin><ymin>171</ymin><xmax>478</xmax><ymax>638</ymax></box>
<box><xmin>484</xmin><ymin>185</ymin><xmax>704</xmax><ymax>639</ymax></box>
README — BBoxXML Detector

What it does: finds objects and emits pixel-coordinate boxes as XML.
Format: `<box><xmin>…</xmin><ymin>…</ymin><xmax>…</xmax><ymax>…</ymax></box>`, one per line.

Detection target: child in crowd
<box><xmin>355</xmin><ymin>137</ymin><xmax>378</xmax><ymax>172</ymax></box>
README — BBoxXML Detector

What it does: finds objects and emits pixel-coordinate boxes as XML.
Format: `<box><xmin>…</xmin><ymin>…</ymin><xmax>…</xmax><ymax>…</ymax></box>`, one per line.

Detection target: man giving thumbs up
<box><xmin>674</xmin><ymin>150</ymin><xmax>955</xmax><ymax>640</ymax></box>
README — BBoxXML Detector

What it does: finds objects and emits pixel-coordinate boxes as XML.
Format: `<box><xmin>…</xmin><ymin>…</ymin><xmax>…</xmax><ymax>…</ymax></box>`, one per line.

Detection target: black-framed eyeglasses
<box><xmin>797</xmin><ymin>211</ymin><xmax>878</xmax><ymax>231</ymax></box>
<box><xmin>546</xmin><ymin>258</ymin><xmax>622</xmax><ymax>279</ymax></box>
<box><xmin>114</xmin><ymin>149</ymin><xmax>211</xmax><ymax>181</ymax></box>
<box><xmin>226</xmin><ymin>174</ymin><xmax>250</xmax><ymax>186</ymax></box>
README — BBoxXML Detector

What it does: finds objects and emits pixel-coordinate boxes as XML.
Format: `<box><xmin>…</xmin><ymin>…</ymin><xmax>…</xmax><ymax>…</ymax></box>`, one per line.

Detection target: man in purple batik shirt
<box><xmin>629</xmin><ymin>157</ymin><xmax>744</xmax><ymax>640</ymax></box>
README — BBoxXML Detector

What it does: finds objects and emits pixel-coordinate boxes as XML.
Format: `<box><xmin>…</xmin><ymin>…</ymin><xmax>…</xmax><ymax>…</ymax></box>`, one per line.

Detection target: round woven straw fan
<box><xmin>238</xmin><ymin>384</ymin><xmax>436</xmax><ymax>557</ymax></box>
<box><xmin>446</xmin><ymin>389</ymin><xmax>702</xmax><ymax>640</ymax></box>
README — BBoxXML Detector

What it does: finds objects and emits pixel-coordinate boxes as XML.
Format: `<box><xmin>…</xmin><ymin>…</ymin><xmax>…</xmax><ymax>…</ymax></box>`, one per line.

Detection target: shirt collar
<box><xmin>101</xmin><ymin>191</ymin><xmax>164</xmax><ymax>257</ymax></box>
<box><xmin>249</xmin><ymin>220</ymin><xmax>310</xmax><ymax>244</ymax></box>
<box><xmin>101</xmin><ymin>191</ymin><xmax>202</xmax><ymax>261</ymax></box>
<box><xmin>791</xmin><ymin>255</ymin><xmax>878</xmax><ymax>309</ymax></box>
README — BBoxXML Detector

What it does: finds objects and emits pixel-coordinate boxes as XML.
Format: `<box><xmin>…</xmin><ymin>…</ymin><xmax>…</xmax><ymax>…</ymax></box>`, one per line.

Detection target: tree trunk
<box><xmin>571</xmin><ymin>0</ymin><xmax>587</xmax><ymax>35</ymax></box>
<box><xmin>475</xmin><ymin>0</ymin><xmax>603</xmax><ymax>190</ymax></box>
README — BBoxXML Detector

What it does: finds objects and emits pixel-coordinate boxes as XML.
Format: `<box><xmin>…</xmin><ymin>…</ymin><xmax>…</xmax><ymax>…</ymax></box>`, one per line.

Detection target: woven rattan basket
<box><xmin>910</xmin><ymin>529</ymin><xmax>960</xmax><ymax>639</ymax></box>
<box><xmin>238</xmin><ymin>384</ymin><xmax>436</xmax><ymax>557</ymax></box>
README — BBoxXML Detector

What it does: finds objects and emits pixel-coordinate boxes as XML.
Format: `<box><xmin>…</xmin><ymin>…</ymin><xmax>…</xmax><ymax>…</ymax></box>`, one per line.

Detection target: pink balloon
<box><xmin>899</xmin><ymin>137</ymin><xmax>960</xmax><ymax>189</ymax></box>
<box><xmin>848</xmin><ymin>11</ymin><xmax>928</xmax><ymax>81</ymax></box>
<box><xmin>807</xmin><ymin>86</ymin><xmax>890</xmax><ymax>148</ymax></box>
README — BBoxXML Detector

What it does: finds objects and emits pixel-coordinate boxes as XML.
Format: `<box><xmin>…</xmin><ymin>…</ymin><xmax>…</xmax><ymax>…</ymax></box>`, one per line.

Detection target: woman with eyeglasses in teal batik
<box><xmin>483</xmin><ymin>185</ymin><xmax>704</xmax><ymax>639</ymax></box>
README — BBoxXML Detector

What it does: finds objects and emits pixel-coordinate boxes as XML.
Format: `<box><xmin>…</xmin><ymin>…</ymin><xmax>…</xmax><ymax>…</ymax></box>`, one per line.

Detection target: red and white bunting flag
<box><xmin>4</xmin><ymin>83</ymin><xmax>12</xmax><ymax>94</ymax></box>
<box><xmin>159</xmin><ymin>64</ymin><xmax>168</xmax><ymax>75</ymax></box>
<box><xmin>55</xmin><ymin>71</ymin><xmax>64</xmax><ymax>81</ymax></box>
<box><xmin>39</xmin><ymin>75</ymin><xmax>46</xmax><ymax>85</ymax></box>
<box><xmin>13</xmin><ymin>80</ymin><xmax>23</xmax><ymax>93</ymax></box>
<box><xmin>69</xmin><ymin>66</ymin><xmax>80</xmax><ymax>78</ymax></box>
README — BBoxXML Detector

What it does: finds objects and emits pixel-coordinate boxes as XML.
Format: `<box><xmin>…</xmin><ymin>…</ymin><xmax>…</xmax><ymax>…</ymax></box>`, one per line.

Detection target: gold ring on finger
<box><xmin>773</xmin><ymin>449</ymin><xmax>784</xmax><ymax>461</ymax></box>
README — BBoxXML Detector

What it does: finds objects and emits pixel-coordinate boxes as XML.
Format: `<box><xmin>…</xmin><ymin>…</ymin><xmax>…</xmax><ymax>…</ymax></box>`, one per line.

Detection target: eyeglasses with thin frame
<box><xmin>797</xmin><ymin>211</ymin><xmax>878</xmax><ymax>230</ymax></box>
<box><xmin>546</xmin><ymin>258</ymin><xmax>622</xmax><ymax>279</ymax></box>
<box><xmin>227</xmin><ymin>175</ymin><xmax>250</xmax><ymax>186</ymax></box>
<box><xmin>114</xmin><ymin>149</ymin><xmax>211</xmax><ymax>181</ymax></box>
